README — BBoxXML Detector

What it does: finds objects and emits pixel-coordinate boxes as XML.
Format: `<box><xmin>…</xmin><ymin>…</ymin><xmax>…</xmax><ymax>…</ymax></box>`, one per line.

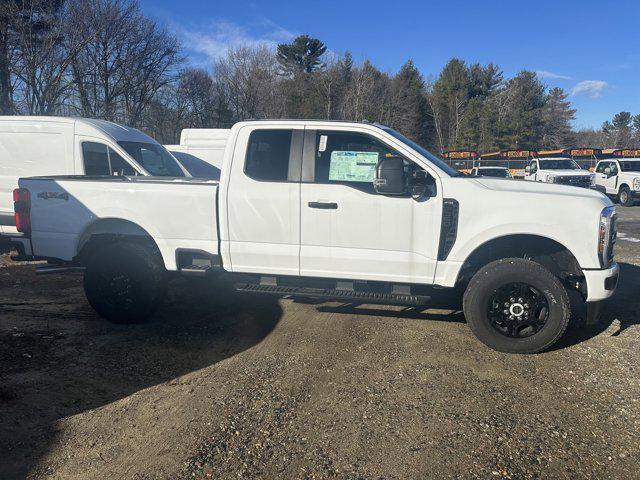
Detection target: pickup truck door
<box><xmin>299</xmin><ymin>129</ymin><xmax>440</xmax><ymax>284</ymax></box>
<box><xmin>525</xmin><ymin>160</ymin><xmax>538</xmax><ymax>181</ymax></box>
<box><xmin>595</xmin><ymin>161</ymin><xmax>618</xmax><ymax>194</ymax></box>
<box><xmin>224</xmin><ymin>126</ymin><xmax>303</xmax><ymax>275</ymax></box>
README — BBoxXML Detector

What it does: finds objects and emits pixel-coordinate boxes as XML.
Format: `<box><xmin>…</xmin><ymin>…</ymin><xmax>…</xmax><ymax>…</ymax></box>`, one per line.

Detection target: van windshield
<box><xmin>118</xmin><ymin>142</ymin><xmax>185</xmax><ymax>177</ymax></box>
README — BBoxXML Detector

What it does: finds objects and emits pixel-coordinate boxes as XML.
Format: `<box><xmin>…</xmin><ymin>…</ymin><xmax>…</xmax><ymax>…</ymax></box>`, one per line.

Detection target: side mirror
<box><xmin>525</xmin><ymin>166</ymin><xmax>531</xmax><ymax>173</ymax></box>
<box><xmin>374</xmin><ymin>157</ymin><xmax>406</xmax><ymax>195</ymax></box>
<box><xmin>604</xmin><ymin>167</ymin><xmax>611</xmax><ymax>176</ymax></box>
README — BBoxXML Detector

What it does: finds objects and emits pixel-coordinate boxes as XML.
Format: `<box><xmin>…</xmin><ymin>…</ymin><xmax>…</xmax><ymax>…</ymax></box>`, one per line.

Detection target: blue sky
<box><xmin>141</xmin><ymin>0</ymin><xmax>640</xmax><ymax>129</ymax></box>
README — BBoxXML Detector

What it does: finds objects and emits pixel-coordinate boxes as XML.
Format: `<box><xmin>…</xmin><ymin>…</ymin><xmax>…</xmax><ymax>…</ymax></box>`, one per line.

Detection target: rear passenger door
<box><xmin>225</xmin><ymin>126</ymin><xmax>303</xmax><ymax>275</ymax></box>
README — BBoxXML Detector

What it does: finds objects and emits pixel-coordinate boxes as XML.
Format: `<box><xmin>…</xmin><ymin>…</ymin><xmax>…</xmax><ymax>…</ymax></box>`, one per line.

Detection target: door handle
<box><xmin>308</xmin><ymin>201</ymin><xmax>338</xmax><ymax>209</ymax></box>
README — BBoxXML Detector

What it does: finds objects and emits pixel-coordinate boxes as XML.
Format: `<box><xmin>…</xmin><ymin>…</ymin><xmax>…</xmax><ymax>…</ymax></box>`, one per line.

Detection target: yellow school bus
<box><xmin>601</xmin><ymin>148</ymin><xmax>640</xmax><ymax>158</ymax></box>
<box><xmin>537</xmin><ymin>148</ymin><xmax>602</xmax><ymax>171</ymax></box>
<box><xmin>480</xmin><ymin>150</ymin><xmax>536</xmax><ymax>178</ymax></box>
<box><xmin>441</xmin><ymin>151</ymin><xmax>478</xmax><ymax>174</ymax></box>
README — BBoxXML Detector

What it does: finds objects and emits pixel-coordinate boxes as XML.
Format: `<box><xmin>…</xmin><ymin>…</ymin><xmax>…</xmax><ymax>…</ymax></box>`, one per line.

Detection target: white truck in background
<box><xmin>165</xmin><ymin>128</ymin><xmax>229</xmax><ymax>179</ymax></box>
<box><xmin>593</xmin><ymin>149</ymin><xmax>640</xmax><ymax>206</ymax></box>
<box><xmin>0</xmin><ymin>116</ymin><xmax>188</xmax><ymax>235</ymax></box>
<box><xmin>12</xmin><ymin>120</ymin><xmax>619</xmax><ymax>354</ymax></box>
<box><xmin>524</xmin><ymin>156</ymin><xmax>594</xmax><ymax>188</ymax></box>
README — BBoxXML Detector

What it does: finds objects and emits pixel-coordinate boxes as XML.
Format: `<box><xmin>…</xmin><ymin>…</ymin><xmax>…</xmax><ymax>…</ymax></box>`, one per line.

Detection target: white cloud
<box><xmin>571</xmin><ymin>80</ymin><xmax>608</xmax><ymax>98</ymax></box>
<box><xmin>536</xmin><ymin>70</ymin><xmax>572</xmax><ymax>80</ymax></box>
<box><xmin>178</xmin><ymin>19</ymin><xmax>295</xmax><ymax>63</ymax></box>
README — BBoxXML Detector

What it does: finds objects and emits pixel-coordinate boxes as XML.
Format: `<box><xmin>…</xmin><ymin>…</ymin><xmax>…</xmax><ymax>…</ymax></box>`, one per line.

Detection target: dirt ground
<box><xmin>1</xmin><ymin>210</ymin><xmax>639</xmax><ymax>480</ymax></box>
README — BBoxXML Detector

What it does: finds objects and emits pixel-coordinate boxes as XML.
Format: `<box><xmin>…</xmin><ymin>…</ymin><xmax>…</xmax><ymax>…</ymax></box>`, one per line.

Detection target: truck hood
<box><xmin>540</xmin><ymin>169</ymin><xmax>593</xmax><ymax>177</ymax></box>
<box><xmin>472</xmin><ymin>177</ymin><xmax>605</xmax><ymax>199</ymax></box>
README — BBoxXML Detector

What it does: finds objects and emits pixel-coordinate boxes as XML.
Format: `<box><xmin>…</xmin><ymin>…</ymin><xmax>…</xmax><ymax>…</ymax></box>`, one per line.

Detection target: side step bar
<box><xmin>36</xmin><ymin>265</ymin><xmax>85</xmax><ymax>275</ymax></box>
<box><xmin>235</xmin><ymin>283</ymin><xmax>430</xmax><ymax>306</ymax></box>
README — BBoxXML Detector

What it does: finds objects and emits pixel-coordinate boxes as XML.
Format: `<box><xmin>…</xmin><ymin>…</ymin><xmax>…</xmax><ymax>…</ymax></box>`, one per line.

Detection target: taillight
<box><xmin>13</xmin><ymin>188</ymin><xmax>31</xmax><ymax>235</ymax></box>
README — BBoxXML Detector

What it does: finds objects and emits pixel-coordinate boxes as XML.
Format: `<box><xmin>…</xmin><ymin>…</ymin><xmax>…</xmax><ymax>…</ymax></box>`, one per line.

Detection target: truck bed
<box><xmin>19</xmin><ymin>175</ymin><xmax>219</xmax><ymax>270</ymax></box>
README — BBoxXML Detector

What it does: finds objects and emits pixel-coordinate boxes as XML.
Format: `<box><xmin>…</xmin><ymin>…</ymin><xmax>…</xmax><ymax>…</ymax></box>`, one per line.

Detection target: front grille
<box><xmin>556</xmin><ymin>176</ymin><xmax>591</xmax><ymax>188</ymax></box>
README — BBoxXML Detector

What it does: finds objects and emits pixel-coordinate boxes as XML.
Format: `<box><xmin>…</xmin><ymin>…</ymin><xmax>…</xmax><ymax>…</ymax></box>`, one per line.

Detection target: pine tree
<box><xmin>389</xmin><ymin>60</ymin><xmax>434</xmax><ymax>147</ymax></box>
<box><xmin>541</xmin><ymin>87</ymin><xmax>576</xmax><ymax>148</ymax></box>
<box><xmin>276</xmin><ymin>35</ymin><xmax>327</xmax><ymax>76</ymax></box>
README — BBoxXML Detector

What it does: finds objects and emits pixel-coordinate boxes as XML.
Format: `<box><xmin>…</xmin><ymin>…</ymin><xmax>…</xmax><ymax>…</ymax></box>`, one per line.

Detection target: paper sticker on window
<box><xmin>319</xmin><ymin>135</ymin><xmax>328</xmax><ymax>152</ymax></box>
<box><xmin>328</xmin><ymin>151</ymin><xmax>379</xmax><ymax>182</ymax></box>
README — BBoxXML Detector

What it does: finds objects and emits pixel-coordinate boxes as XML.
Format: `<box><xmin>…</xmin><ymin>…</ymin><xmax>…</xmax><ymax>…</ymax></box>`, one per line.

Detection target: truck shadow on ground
<box><xmin>0</xmin><ymin>268</ymin><xmax>282</xmax><ymax>479</ymax></box>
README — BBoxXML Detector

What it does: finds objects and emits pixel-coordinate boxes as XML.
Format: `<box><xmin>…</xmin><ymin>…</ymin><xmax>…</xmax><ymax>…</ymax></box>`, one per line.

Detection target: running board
<box><xmin>234</xmin><ymin>283</ymin><xmax>431</xmax><ymax>306</ymax></box>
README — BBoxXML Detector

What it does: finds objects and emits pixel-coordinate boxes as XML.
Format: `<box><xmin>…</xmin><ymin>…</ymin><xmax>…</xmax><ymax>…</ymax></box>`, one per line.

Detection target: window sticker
<box><xmin>328</xmin><ymin>151</ymin><xmax>379</xmax><ymax>182</ymax></box>
<box><xmin>319</xmin><ymin>135</ymin><xmax>328</xmax><ymax>152</ymax></box>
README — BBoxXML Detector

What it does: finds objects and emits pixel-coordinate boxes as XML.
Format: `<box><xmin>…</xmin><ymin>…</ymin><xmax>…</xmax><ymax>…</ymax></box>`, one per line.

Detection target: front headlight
<box><xmin>598</xmin><ymin>206</ymin><xmax>616</xmax><ymax>267</ymax></box>
<box><xmin>633</xmin><ymin>177</ymin><xmax>640</xmax><ymax>191</ymax></box>
<box><xmin>547</xmin><ymin>174</ymin><xmax>556</xmax><ymax>183</ymax></box>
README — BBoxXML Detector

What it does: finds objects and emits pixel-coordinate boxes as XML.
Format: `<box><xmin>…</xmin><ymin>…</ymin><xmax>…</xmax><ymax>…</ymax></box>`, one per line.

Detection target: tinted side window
<box><xmin>82</xmin><ymin>142</ymin><xmax>110</xmax><ymax>175</ymax></box>
<box><xmin>245</xmin><ymin>130</ymin><xmax>292</xmax><ymax>181</ymax></box>
<box><xmin>596</xmin><ymin>162</ymin><xmax>606</xmax><ymax>173</ymax></box>
<box><xmin>314</xmin><ymin>131</ymin><xmax>401</xmax><ymax>188</ymax></box>
<box><xmin>530</xmin><ymin>161</ymin><xmax>538</xmax><ymax>173</ymax></box>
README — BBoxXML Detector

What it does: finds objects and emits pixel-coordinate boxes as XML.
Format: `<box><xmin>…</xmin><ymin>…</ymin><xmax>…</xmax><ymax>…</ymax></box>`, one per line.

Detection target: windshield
<box><xmin>381</xmin><ymin>127</ymin><xmax>461</xmax><ymax>176</ymax></box>
<box><xmin>478</xmin><ymin>168</ymin><xmax>511</xmax><ymax>178</ymax></box>
<box><xmin>539</xmin><ymin>159</ymin><xmax>582</xmax><ymax>170</ymax></box>
<box><xmin>118</xmin><ymin>141</ymin><xmax>185</xmax><ymax>177</ymax></box>
<box><xmin>619</xmin><ymin>160</ymin><xmax>640</xmax><ymax>172</ymax></box>
<box><xmin>171</xmin><ymin>151</ymin><xmax>220</xmax><ymax>179</ymax></box>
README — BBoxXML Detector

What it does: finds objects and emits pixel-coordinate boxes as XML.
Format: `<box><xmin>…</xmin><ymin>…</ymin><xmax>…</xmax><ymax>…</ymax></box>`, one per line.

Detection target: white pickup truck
<box><xmin>524</xmin><ymin>157</ymin><xmax>594</xmax><ymax>188</ymax></box>
<box><xmin>593</xmin><ymin>157</ymin><xmax>640</xmax><ymax>207</ymax></box>
<box><xmin>11</xmin><ymin>120</ymin><xmax>619</xmax><ymax>354</ymax></box>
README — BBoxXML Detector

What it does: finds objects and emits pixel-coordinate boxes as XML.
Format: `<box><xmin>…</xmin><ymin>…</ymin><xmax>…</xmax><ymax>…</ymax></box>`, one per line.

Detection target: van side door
<box><xmin>224</xmin><ymin>126</ymin><xmax>303</xmax><ymax>275</ymax></box>
<box><xmin>299</xmin><ymin>129</ymin><xmax>441</xmax><ymax>284</ymax></box>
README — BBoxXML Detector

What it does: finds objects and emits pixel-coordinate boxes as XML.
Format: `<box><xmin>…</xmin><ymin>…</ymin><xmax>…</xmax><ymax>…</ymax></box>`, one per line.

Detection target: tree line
<box><xmin>1</xmin><ymin>0</ymin><xmax>638</xmax><ymax>152</ymax></box>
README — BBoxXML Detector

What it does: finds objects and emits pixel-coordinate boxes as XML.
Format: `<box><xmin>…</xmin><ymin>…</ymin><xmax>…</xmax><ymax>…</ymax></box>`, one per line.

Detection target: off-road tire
<box><xmin>463</xmin><ymin>258</ymin><xmax>570</xmax><ymax>354</ymax></box>
<box><xmin>83</xmin><ymin>242</ymin><xmax>167</xmax><ymax>324</ymax></box>
<box><xmin>619</xmin><ymin>186</ymin><xmax>634</xmax><ymax>207</ymax></box>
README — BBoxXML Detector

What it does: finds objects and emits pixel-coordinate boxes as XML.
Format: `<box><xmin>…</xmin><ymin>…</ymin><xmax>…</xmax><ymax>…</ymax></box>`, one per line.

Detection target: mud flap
<box><xmin>586</xmin><ymin>301</ymin><xmax>601</xmax><ymax>325</ymax></box>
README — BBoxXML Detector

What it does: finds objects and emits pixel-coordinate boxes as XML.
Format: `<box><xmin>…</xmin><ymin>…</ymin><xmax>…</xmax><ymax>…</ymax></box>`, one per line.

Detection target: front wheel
<box><xmin>463</xmin><ymin>258</ymin><xmax>570</xmax><ymax>354</ymax></box>
<box><xmin>619</xmin><ymin>186</ymin><xmax>634</xmax><ymax>207</ymax></box>
<box><xmin>83</xmin><ymin>242</ymin><xmax>167</xmax><ymax>324</ymax></box>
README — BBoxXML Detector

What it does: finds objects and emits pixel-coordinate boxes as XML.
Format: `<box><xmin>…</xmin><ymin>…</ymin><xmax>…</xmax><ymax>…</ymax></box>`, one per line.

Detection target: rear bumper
<box><xmin>583</xmin><ymin>262</ymin><xmax>619</xmax><ymax>302</ymax></box>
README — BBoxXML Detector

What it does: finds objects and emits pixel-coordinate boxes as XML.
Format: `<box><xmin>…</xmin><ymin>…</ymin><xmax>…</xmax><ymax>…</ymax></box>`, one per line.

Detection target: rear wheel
<box><xmin>619</xmin><ymin>186</ymin><xmax>634</xmax><ymax>207</ymax></box>
<box><xmin>83</xmin><ymin>242</ymin><xmax>167</xmax><ymax>323</ymax></box>
<box><xmin>463</xmin><ymin>258</ymin><xmax>570</xmax><ymax>354</ymax></box>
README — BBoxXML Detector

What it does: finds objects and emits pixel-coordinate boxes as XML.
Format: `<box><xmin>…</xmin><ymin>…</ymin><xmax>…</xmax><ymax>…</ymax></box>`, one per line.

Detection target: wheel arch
<box><xmin>456</xmin><ymin>233</ymin><xmax>582</xmax><ymax>287</ymax></box>
<box><xmin>75</xmin><ymin>218</ymin><xmax>163</xmax><ymax>266</ymax></box>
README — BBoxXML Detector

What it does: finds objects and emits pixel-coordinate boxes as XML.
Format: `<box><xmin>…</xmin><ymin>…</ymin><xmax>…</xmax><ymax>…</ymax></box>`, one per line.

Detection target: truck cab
<box><xmin>593</xmin><ymin>149</ymin><xmax>640</xmax><ymax>206</ymax></box>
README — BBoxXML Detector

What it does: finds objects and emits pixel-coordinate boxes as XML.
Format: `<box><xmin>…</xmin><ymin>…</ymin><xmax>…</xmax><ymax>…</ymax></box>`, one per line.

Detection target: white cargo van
<box><xmin>165</xmin><ymin>128</ymin><xmax>229</xmax><ymax>179</ymax></box>
<box><xmin>0</xmin><ymin>116</ymin><xmax>187</xmax><ymax>234</ymax></box>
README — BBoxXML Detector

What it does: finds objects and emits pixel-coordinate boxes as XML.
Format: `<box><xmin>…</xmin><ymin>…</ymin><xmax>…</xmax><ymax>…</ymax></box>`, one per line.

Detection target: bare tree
<box><xmin>10</xmin><ymin>0</ymin><xmax>85</xmax><ymax>114</ymax></box>
<box><xmin>214</xmin><ymin>45</ymin><xmax>280</xmax><ymax>121</ymax></box>
<box><xmin>68</xmin><ymin>0</ymin><xmax>182</xmax><ymax>125</ymax></box>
